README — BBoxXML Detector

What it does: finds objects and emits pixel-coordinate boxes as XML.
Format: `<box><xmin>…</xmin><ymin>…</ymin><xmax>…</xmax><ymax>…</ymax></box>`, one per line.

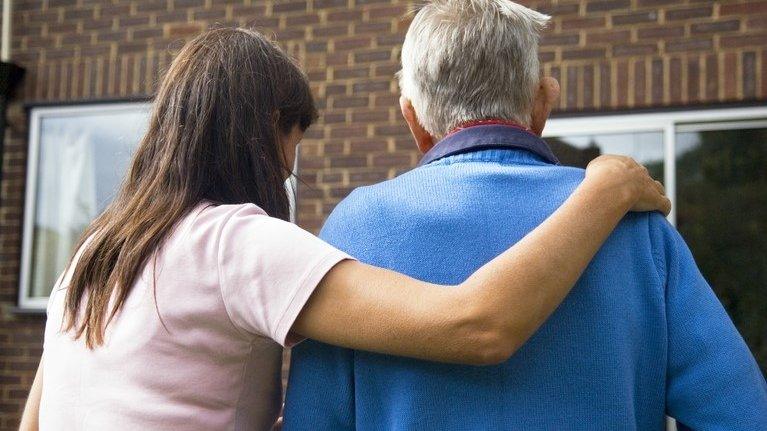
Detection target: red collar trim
<box><xmin>446</xmin><ymin>119</ymin><xmax>531</xmax><ymax>137</ymax></box>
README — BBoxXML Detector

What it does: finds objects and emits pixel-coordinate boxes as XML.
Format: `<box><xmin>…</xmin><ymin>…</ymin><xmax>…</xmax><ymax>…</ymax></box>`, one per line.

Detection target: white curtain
<box><xmin>31</xmin><ymin>127</ymin><xmax>97</xmax><ymax>297</ymax></box>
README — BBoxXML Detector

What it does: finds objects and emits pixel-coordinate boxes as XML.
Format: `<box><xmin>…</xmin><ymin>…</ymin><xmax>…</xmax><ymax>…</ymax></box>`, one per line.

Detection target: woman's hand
<box><xmin>585</xmin><ymin>155</ymin><xmax>671</xmax><ymax>216</ymax></box>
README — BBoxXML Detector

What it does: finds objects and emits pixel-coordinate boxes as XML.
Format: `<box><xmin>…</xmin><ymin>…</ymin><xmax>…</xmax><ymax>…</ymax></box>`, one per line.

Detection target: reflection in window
<box><xmin>547</xmin><ymin>132</ymin><xmax>665</xmax><ymax>181</ymax></box>
<box><xmin>676</xmin><ymin>127</ymin><xmax>767</xmax><ymax>373</ymax></box>
<box><xmin>24</xmin><ymin>105</ymin><xmax>150</xmax><ymax>302</ymax></box>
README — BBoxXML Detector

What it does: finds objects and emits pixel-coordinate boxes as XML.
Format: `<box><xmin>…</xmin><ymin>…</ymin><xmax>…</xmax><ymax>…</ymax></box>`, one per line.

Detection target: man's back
<box><xmin>284</xmin><ymin>128</ymin><xmax>767</xmax><ymax>430</ymax></box>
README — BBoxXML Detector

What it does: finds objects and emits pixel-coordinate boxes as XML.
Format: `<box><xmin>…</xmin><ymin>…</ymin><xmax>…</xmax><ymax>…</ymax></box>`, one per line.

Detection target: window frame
<box><xmin>19</xmin><ymin>101</ymin><xmax>151</xmax><ymax>310</ymax></box>
<box><xmin>543</xmin><ymin>106</ymin><xmax>767</xmax><ymax>226</ymax></box>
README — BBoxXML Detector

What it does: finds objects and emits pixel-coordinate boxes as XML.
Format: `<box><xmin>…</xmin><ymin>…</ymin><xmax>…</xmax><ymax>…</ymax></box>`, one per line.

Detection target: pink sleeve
<box><xmin>217</xmin><ymin>205</ymin><xmax>351</xmax><ymax>346</ymax></box>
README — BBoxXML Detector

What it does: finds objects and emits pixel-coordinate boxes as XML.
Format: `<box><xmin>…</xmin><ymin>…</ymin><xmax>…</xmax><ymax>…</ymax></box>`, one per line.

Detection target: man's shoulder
<box><xmin>319</xmin><ymin>177</ymin><xmax>404</xmax><ymax>244</ymax></box>
<box><xmin>325</xmin><ymin>171</ymin><xmax>424</xmax><ymax>223</ymax></box>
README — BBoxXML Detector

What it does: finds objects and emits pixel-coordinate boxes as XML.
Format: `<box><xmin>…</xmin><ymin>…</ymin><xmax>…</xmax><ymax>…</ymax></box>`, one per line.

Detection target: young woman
<box><xmin>20</xmin><ymin>28</ymin><xmax>669</xmax><ymax>430</ymax></box>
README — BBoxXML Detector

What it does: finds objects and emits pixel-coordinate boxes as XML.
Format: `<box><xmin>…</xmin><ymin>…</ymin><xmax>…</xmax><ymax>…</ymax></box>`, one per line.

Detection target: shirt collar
<box><xmin>418</xmin><ymin>120</ymin><xmax>560</xmax><ymax>167</ymax></box>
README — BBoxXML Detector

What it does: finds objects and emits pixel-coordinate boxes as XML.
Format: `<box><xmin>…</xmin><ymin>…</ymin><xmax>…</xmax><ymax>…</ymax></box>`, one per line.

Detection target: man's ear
<box><xmin>399</xmin><ymin>96</ymin><xmax>435</xmax><ymax>154</ymax></box>
<box><xmin>530</xmin><ymin>77</ymin><xmax>560</xmax><ymax>137</ymax></box>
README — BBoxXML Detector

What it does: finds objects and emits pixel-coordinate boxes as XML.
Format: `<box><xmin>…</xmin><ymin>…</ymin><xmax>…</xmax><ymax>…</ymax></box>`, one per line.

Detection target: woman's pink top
<box><xmin>40</xmin><ymin>203</ymin><xmax>350</xmax><ymax>430</ymax></box>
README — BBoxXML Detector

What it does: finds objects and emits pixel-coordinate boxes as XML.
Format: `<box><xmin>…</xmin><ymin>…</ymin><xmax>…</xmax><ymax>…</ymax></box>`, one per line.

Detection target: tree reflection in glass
<box><xmin>676</xmin><ymin>127</ymin><xmax>767</xmax><ymax>374</ymax></box>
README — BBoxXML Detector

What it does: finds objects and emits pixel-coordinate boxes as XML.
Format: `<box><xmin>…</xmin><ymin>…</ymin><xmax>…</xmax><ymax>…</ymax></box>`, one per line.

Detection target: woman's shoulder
<box><xmin>187</xmin><ymin>202</ymin><xmax>270</xmax><ymax>234</ymax></box>
<box><xmin>197</xmin><ymin>202</ymin><xmax>269</xmax><ymax>220</ymax></box>
<box><xmin>182</xmin><ymin>201</ymin><xmax>305</xmax><ymax>254</ymax></box>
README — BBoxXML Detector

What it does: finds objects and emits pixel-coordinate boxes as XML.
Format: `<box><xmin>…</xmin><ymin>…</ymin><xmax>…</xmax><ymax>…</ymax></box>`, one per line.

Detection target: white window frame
<box><xmin>19</xmin><ymin>102</ymin><xmax>151</xmax><ymax>310</ymax></box>
<box><xmin>543</xmin><ymin>106</ymin><xmax>767</xmax><ymax>226</ymax></box>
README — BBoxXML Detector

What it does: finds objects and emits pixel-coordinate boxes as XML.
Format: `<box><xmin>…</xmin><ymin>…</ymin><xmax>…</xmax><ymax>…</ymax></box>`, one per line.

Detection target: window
<box><xmin>19</xmin><ymin>102</ymin><xmax>151</xmax><ymax>309</ymax></box>
<box><xmin>19</xmin><ymin>102</ymin><xmax>302</xmax><ymax>310</ymax></box>
<box><xmin>547</xmin><ymin>132</ymin><xmax>665</xmax><ymax>182</ymax></box>
<box><xmin>544</xmin><ymin>106</ymin><xmax>767</xmax><ymax>374</ymax></box>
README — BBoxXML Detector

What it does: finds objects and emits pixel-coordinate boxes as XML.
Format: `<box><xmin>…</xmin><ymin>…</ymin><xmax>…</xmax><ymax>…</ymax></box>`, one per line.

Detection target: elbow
<box><xmin>456</xmin><ymin>301</ymin><xmax>523</xmax><ymax>366</ymax></box>
<box><xmin>469</xmin><ymin>327</ymin><xmax>520</xmax><ymax>366</ymax></box>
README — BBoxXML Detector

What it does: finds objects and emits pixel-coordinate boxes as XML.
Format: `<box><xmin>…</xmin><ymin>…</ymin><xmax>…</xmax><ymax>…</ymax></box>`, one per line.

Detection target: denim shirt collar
<box><xmin>417</xmin><ymin>124</ymin><xmax>560</xmax><ymax>167</ymax></box>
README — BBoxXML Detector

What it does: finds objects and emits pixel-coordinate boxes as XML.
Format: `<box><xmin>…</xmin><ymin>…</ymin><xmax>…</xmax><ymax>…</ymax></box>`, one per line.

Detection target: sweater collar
<box><xmin>418</xmin><ymin>120</ymin><xmax>560</xmax><ymax>167</ymax></box>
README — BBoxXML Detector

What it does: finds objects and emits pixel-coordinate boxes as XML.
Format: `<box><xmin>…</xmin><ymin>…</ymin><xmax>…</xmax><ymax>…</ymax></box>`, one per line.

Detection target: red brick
<box><xmin>665</xmin><ymin>6</ymin><xmax>712</xmax><ymax>21</ymax></box>
<box><xmin>613</xmin><ymin>43</ymin><xmax>658</xmax><ymax>57</ymax></box>
<box><xmin>720</xmin><ymin>33</ymin><xmax>767</xmax><ymax>49</ymax></box>
<box><xmin>374</xmin><ymin>123</ymin><xmax>409</xmax><ymax>136</ymax></box>
<box><xmin>690</xmin><ymin>20</ymin><xmax>741</xmax><ymax>34</ymax></box>
<box><xmin>315</xmin><ymin>0</ymin><xmax>347</xmax><ymax>8</ymax></box>
<box><xmin>669</xmin><ymin>57</ymin><xmax>682</xmax><ymax>103</ymax></box>
<box><xmin>63</xmin><ymin>7</ymin><xmax>95</xmax><ymax>20</ymax></box>
<box><xmin>313</xmin><ymin>24</ymin><xmax>350</xmax><ymax>38</ymax></box>
<box><xmin>175</xmin><ymin>0</ymin><xmax>206</xmax><ymax>7</ymax></box>
<box><xmin>537</xmin><ymin>3</ymin><xmax>580</xmax><ymax>15</ymax></box>
<box><xmin>687</xmin><ymin>56</ymin><xmax>701</xmax><ymax>102</ymax></box>
<box><xmin>636</xmin><ymin>25</ymin><xmax>685</xmax><ymax>39</ymax></box>
<box><xmin>586</xmin><ymin>0</ymin><xmax>631</xmax><ymax>12</ymax></box>
<box><xmin>634</xmin><ymin>59</ymin><xmax>647</xmax><ymax>105</ymax></box>
<box><xmin>743</xmin><ymin>51</ymin><xmax>757</xmax><ymax>98</ymax></box>
<box><xmin>612</xmin><ymin>11</ymin><xmax>659</xmax><ymax>25</ymax></box>
<box><xmin>762</xmin><ymin>51</ymin><xmax>767</xmax><ymax>98</ymax></box>
<box><xmin>352</xmin><ymin>80</ymin><xmax>392</xmax><ymax>93</ymax></box>
<box><xmin>616</xmin><ymin>60</ymin><xmax>629</xmax><ymax>106</ymax></box>
<box><xmin>334</xmin><ymin>66</ymin><xmax>370</xmax><ymax>80</ymax></box>
<box><xmin>350</xmin><ymin>138</ymin><xmax>388</xmax><ymax>153</ymax></box>
<box><xmin>563</xmin><ymin>65</ymin><xmax>577</xmax><ymax>108</ymax></box>
<box><xmin>586</xmin><ymin>30</ymin><xmax>632</xmax><ymax>44</ymax></box>
<box><xmin>583</xmin><ymin>64</ymin><xmax>595</xmax><ymax>108</ymax></box>
<box><xmin>166</xmin><ymin>23</ymin><xmax>204</xmax><ymax>37</ymax></box>
<box><xmin>273</xmin><ymin>1</ymin><xmax>307</xmax><ymax>13</ymax></box>
<box><xmin>329</xmin><ymin>125</ymin><xmax>367</xmax><ymax>138</ymax></box>
<box><xmin>372</xmin><ymin>153</ymin><xmax>412</xmax><ymax>168</ymax></box>
<box><xmin>349</xmin><ymin>169</ymin><xmax>390</xmax><ymax>184</ymax></box>
<box><xmin>651</xmin><ymin>58</ymin><xmax>664</xmax><ymax>104</ymax></box>
<box><xmin>329</xmin><ymin>155</ymin><xmax>367</xmax><ymax>168</ymax></box>
<box><xmin>332</xmin><ymin>95</ymin><xmax>369</xmax><ymax>108</ymax></box>
<box><xmin>705</xmin><ymin>55</ymin><xmax>719</xmax><ymax>100</ymax></box>
<box><xmin>540</xmin><ymin>33</ymin><xmax>581</xmax><ymax>47</ymax></box>
<box><xmin>561</xmin><ymin>16</ymin><xmax>606</xmax><ymax>31</ymax></box>
<box><xmin>562</xmin><ymin>48</ymin><xmax>606</xmax><ymax>60</ymax></box>
<box><xmin>368</xmin><ymin>5</ymin><xmax>406</xmax><ymax>19</ymax></box>
<box><xmin>721</xmin><ymin>1</ymin><xmax>767</xmax><ymax>15</ymax></box>
<box><xmin>747</xmin><ymin>16</ymin><xmax>767</xmax><ymax>30</ymax></box>
<box><xmin>334</xmin><ymin>36</ymin><xmax>372</xmax><ymax>51</ymax></box>
<box><xmin>636</xmin><ymin>0</ymin><xmax>677</xmax><ymax>6</ymax></box>
<box><xmin>723</xmin><ymin>52</ymin><xmax>738</xmax><ymax>100</ymax></box>
<box><xmin>353</xmin><ymin>50</ymin><xmax>391</xmax><ymax>64</ymax></box>
<box><xmin>665</xmin><ymin>38</ymin><xmax>712</xmax><ymax>53</ymax></box>
<box><xmin>328</xmin><ymin>10</ymin><xmax>363</xmax><ymax>22</ymax></box>
<box><xmin>354</xmin><ymin>22</ymin><xmax>391</xmax><ymax>34</ymax></box>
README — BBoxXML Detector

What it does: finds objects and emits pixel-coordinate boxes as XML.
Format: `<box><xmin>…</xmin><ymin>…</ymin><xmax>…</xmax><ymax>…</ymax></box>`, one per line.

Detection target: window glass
<box><xmin>25</xmin><ymin>106</ymin><xmax>150</xmax><ymax>301</ymax></box>
<box><xmin>675</xmin><ymin>127</ymin><xmax>767</xmax><ymax>373</ymax></box>
<box><xmin>547</xmin><ymin>132</ymin><xmax>665</xmax><ymax>181</ymax></box>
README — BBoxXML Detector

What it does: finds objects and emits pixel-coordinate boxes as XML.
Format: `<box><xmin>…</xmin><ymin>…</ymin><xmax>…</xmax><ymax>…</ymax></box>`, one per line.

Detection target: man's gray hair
<box><xmin>399</xmin><ymin>0</ymin><xmax>550</xmax><ymax>137</ymax></box>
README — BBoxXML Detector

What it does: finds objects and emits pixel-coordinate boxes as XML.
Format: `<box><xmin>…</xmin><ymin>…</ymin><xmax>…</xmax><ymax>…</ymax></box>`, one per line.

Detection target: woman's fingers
<box><xmin>584</xmin><ymin>154</ymin><xmax>673</xmax><ymax>216</ymax></box>
<box><xmin>656</xmin><ymin>195</ymin><xmax>672</xmax><ymax>216</ymax></box>
<box><xmin>642</xmin><ymin>179</ymin><xmax>671</xmax><ymax>216</ymax></box>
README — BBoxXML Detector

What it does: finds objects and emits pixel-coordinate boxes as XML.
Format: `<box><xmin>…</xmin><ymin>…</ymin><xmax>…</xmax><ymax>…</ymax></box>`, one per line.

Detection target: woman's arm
<box><xmin>19</xmin><ymin>356</ymin><xmax>42</xmax><ymax>431</ymax></box>
<box><xmin>292</xmin><ymin>155</ymin><xmax>669</xmax><ymax>365</ymax></box>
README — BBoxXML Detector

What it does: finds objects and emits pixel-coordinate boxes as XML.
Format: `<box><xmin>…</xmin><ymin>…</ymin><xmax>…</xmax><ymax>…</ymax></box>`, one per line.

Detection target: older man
<box><xmin>283</xmin><ymin>1</ymin><xmax>767</xmax><ymax>429</ymax></box>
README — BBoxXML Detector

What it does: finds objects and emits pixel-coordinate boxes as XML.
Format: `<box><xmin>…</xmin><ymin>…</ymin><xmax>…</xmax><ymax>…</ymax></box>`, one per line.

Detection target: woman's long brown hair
<box><xmin>63</xmin><ymin>28</ymin><xmax>317</xmax><ymax>347</ymax></box>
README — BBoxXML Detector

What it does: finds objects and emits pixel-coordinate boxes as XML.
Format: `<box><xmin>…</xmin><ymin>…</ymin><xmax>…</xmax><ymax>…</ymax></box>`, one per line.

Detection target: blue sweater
<box><xmin>284</xmin><ymin>126</ymin><xmax>767</xmax><ymax>430</ymax></box>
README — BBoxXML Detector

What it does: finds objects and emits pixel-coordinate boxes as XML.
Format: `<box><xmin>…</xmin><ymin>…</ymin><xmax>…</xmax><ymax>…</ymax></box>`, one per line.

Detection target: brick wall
<box><xmin>0</xmin><ymin>0</ymin><xmax>765</xmax><ymax>428</ymax></box>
